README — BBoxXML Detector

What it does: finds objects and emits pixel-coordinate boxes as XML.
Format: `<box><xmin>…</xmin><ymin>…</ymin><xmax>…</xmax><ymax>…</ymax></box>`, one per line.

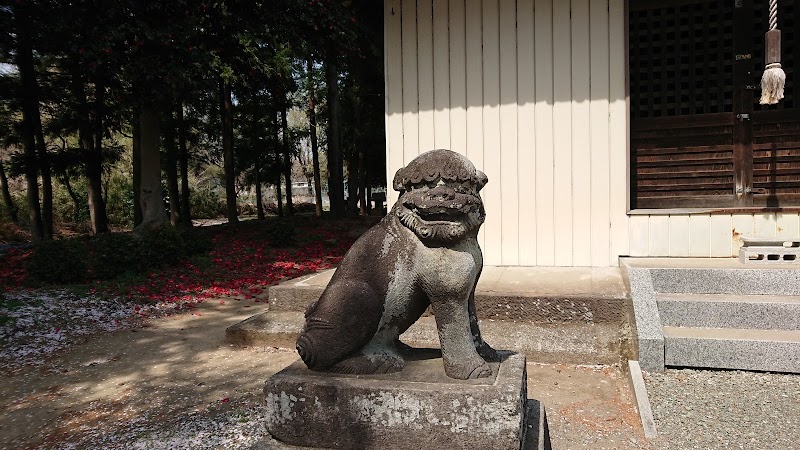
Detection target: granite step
<box><xmin>657</xmin><ymin>293</ymin><xmax>800</xmax><ymax>330</ymax></box>
<box><xmin>648</xmin><ymin>267</ymin><xmax>800</xmax><ymax>296</ymax></box>
<box><xmin>663</xmin><ymin>326</ymin><xmax>800</xmax><ymax>373</ymax></box>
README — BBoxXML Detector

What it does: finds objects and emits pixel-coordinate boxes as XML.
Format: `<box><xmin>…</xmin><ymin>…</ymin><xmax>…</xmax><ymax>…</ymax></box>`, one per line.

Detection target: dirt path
<box><xmin>0</xmin><ymin>300</ymin><xmax>297</xmax><ymax>449</ymax></box>
<box><xmin>0</xmin><ymin>299</ymin><xmax>648</xmax><ymax>449</ymax></box>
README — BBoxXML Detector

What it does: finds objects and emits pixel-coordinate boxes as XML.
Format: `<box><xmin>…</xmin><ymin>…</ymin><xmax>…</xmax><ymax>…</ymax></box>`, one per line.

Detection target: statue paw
<box><xmin>476</xmin><ymin>342</ymin><xmax>501</xmax><ymax>362</ymax></box>
<box><xmin>328</xmin><ymin>352</ymin><xmax>405</xmax><ymax>375</ymax></box>
<box><xmin>444</xmin><ymin>357</ymin><xmax>493</xmax><ymax>380</ymax></box>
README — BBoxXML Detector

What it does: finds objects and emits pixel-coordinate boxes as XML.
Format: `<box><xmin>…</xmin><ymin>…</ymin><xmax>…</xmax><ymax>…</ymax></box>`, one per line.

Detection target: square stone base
<box><xmin>264</xmin><ymin>351</ymin><xmax>528</xmax><ymax>450</ymax></box>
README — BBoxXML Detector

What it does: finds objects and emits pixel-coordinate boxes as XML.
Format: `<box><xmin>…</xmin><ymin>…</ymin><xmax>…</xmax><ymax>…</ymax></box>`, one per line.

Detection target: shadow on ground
<box><xmin>0</xmin><ymin>299</ymin><xmax>297</xmax><ymax>449</ymax></box>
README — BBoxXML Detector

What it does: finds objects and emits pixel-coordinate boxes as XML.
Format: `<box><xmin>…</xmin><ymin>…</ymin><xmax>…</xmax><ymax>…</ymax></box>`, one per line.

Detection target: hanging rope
<box><xmin>760</xmin><ymin>0</ymin><xmax>786</xmax><ymax>105</ymax></box>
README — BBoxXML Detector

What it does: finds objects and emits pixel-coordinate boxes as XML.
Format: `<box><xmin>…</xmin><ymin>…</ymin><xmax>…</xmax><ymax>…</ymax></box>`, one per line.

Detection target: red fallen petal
<box><xmin>220</xmin><ymin>397</ymin><xmax>230</xmax><ymax>403</ymax></box>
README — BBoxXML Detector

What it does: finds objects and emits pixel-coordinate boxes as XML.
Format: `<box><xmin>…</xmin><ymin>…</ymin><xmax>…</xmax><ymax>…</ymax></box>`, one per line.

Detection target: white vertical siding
<box><xmin>570</xmin><ymin>0</ymin><xmax>592</xmax><ymax>266</ymax></box>
<box><xmin>517</xmin><ymin>0</ymin><xmax>537</xmax><ymax>265</ymax></box>
<box><xmin>386</xmin><ymin>0</ymin><xmax>626</xmax><ymax>266</ymax></box>
<box><xmin>552</xmin><ymin>0</ymin><xmax>573</xmax><ymax>267</ymax></box>
<box><xmin>499</xmin><ymin>0</ymin><xmax>519</xmax><ymax>265</ymax></box>
<box><xmin>534</xmin><ymin>0</ymin><xmax>554</xmax><ymax>266</ymax></box>
<box><xmin>433</xmin><ymin>0</ymin><xmax>451</xmax><ymax>150</ymax></box>
<box><xmin>608</xmin><ymin>0</ymin><xmax>629</xmax><ymax>265</ymax></box>
<box><xmin>589</xmin><ymin>0</ymin><xmax>611</xmax><ymax>267</ymax></box>
<box><xmin>385</xmin><ymin>0</ymin><xmax>404</xmax><ymax>205</ymax></box>
<box><xmin>625</xmin><ymin>213</ymin><xmax>800</xmax><ymax>258</ymax></box>
<box><xmin>400</xmin><ymin>0</ymin><xmax>418</xmax><ymax>167</ymax></box>
<box><xmin>481</xmin><ymin>0</ymin><xmax>502</xmax><ymax>265</ymax></box>
<box><xmin>417</xmin><ymin>1</ymin><xmax>435</xmax><ymax>152</ymax></box>
<box><xmin>465</xmin><ymin>0</ymin><xmax>486</xmax><ymax>252</ymax></box>
<box><xmin>384</xmin><ymin>0</ymin><xmax>776</xmax><ymax>265</ymax></box>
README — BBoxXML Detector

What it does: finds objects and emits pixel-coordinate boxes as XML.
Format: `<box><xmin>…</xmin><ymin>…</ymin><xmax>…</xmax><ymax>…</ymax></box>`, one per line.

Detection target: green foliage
<box><xmin>90</xmin><ymin>232</ymin><xmax>144</xmax><ymax>279</ymax></box>
<box><xmin>27</xmin><ymin>239</ymin><xmax>89</xmax><ymax>284</ymax></box>
<box><xmin>10</xmin><ymin>193</ymin><xmax>28</xmax><ymax>227</ymax></box>
<box><xmin>190</xmin><ymin>187</ymin><xmax>226</xmax><ymax>219</ymax></box>
<box><xmin>91</xmin><ymin>227</ymin><xmax>211</xmax><ymax>279</ymax></box>
<box><xmin>178</xmin><ymin>227</ymin><xmax>213</xmax><ymax>256</ymax></box>
<box><xmin>265</xmin><ymin>219</ymin><xmax>295</xmax><ymax>247</ymax></box>
<box><xmin>137</xmin><ymin>226</ymin><xmax>187</xmax><ymax>269</ymax></box>
<box><xmin>105</xmin><ymin>174</ymin><xmax>134</xmax><ymax>228</ymax></box>
<box><xmin>52</xmin><ymin>178</ymin><xmax>90</xmax><ymax>223</ymax></box>
<box><xmin>26</xmin><ymin>225</ymin><xmax>212</xmax><ymax>284</ymax></box>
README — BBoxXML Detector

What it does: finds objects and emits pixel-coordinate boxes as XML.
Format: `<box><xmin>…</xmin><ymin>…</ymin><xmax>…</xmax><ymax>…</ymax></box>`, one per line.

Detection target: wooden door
<box><xmin>630</xmin><ymin>0</ymin><xmax>800</xmax><ymax>209</ymax></box>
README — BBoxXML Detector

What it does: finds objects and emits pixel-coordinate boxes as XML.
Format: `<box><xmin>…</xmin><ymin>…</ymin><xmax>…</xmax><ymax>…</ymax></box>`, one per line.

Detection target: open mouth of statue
<box><xmin>413</xmin><ymin>206</ymin><xmax>466</xmax><ymax>222</ymax></box>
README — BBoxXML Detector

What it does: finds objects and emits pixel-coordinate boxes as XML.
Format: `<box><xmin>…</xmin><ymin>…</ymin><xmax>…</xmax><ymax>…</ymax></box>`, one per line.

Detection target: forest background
<box><xmin>0</xmin><ymin>0</ymin><xmax>386</xmax><ymax>243</ymax></box>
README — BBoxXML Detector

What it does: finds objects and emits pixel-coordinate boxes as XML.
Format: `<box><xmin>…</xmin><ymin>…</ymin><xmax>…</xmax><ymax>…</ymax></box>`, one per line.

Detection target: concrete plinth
<box><xmin>264</xmin><ymin>351</ymin><xmax>530</xmax><ymax>450</ymax></box>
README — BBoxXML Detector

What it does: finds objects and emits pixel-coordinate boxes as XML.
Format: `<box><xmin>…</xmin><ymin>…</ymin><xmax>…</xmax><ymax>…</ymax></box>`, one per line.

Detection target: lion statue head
<box><xmin>392</xmin><ymin>149</ymin><xmax>487</xmax><ymax>244</ymax></box>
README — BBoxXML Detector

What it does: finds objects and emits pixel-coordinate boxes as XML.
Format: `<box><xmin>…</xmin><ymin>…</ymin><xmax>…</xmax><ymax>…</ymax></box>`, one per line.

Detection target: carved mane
<box><xmin>393</xmin><ymin>149</ymin><xmax>488</xmax><ymax>192</ymax></box>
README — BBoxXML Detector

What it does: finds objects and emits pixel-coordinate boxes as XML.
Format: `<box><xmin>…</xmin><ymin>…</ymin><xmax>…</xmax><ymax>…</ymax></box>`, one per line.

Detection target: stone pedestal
<box><xmin>264</xmin><ymin>351</ymin><xmax>530</xmax><ymax>450</ymax></box>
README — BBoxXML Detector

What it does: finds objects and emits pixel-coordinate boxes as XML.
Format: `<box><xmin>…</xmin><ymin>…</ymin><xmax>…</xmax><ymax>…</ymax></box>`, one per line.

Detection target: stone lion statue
<box><xmin>296</xmin><ymin>149</ymin><xmax>498</xmax><ymax>379</ymax></box>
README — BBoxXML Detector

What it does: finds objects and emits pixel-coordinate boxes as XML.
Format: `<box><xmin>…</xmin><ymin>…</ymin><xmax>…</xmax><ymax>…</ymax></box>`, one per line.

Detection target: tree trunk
<box><xmin>34</xmin><ymin>110</ymin><xmax>53</xmax><ymax>238</ymax></box>
<box><xmin>347</xmin><ymin>153</ymin><xmax>357</xmax><ymax>216</ymax></box>
<box><xmin>325</xmin><ymin>44</ymin><xmax>345</xmax><ymax>218</ymax></box>
<box><xmin>307</xmin><ymin>59</ymin><xmax>323</xmax><ymax>218</ymax></box>
<box><xmin>86</xmin><ymin>70</ymin><xmax>109</xmax><ymax>234</ymax></box>
<box><xmin>366</xmin><ymin>184</ymin><xmax>373</xmax><ymax>214</ymax></box>
<box><xmin>14</xmin><ymin>3</ymin><xmax>44</xmax><ymax>241</ymax></box>
<box><xmin>358</xmin><ymin>150</ymin><xmax>366</xmax><ymax>216</ymax></box>
<box><xmin>281</xmin><ymin>103</ymin><xmax>294</xmax><ymax>215</ymax></box>
<box><xmin>135</xmin><ymin>105</ymin><xmax>168</xmax><ymax>231</ymax></box>
<box><xmin>254</xmin><ymin>163</ymin><xmax>265</xmax><ymax>220</ymax></box>
<box><xmin>177</xmin><ymin>101</ymin><xmax>192</xmax><ymax>226</ymax></box>
<box><xmin>276</xmin><ymin>175</ymin><xmax>283</xmax><ymax>217</ymax></box>
<box><xmin>132</xmin><ymin>112</ymin><xmax>143</xmax><ymax>227</ymax></box>
<box><xmin>0</xmin><ymin>161</ymin><xmax>18</xmax><ymax>223</ymax></box>
<box><xmin>59</xmin><ymin>175</ymin><xmax>82</xmax><ymax>223</ymax></box>
<box><xmin>219</xmin><ymin>79</ymin><xmax>238</xmax><ymax>224</ymax></box>
<box><xmin>164</xmin><ymin>109</ymin><xmax>181</xmax><ymax>226</ymax></box>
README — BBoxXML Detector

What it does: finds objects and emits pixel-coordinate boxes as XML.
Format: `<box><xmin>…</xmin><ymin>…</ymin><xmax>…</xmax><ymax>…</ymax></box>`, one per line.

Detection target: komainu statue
<box><xmin>296</xmin><ymin>149</ymin><xmax>498</xmax><ymax>379</ymax></box>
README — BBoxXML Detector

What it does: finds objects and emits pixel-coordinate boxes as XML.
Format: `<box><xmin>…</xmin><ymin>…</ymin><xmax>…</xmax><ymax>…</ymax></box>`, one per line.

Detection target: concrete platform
<box><xmin>264</xmin><ymin>352</ymin><xmax>545</xmax><ymax>450</ymax></box>
<box><xmin>269</xmin><ymin>266</ymin><xmax>629</xmax><ymax>323</ymax></box>
<box><xmin>228</xmin><ymin>265</ymin><xmax>633</xmax><ymax>364</ymax></box>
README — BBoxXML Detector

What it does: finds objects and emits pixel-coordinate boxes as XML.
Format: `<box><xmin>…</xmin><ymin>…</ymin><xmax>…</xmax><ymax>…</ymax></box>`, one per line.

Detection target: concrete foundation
<box><xmin>264</xmin><ymin>352</ymin><xmax>537</xmax><ymax>450</ymax></box>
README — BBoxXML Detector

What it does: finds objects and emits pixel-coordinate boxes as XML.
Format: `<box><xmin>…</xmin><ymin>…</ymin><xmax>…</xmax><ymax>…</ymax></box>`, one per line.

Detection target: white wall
<box><xmin>628</xmin><ymin>212</ymin><xmax>800</xmax><ymax>257</ymax></box>
<box><xmin>385</xmin><ymin>0</ymin><xmax>628</xmax><ymax>266</ymax></box>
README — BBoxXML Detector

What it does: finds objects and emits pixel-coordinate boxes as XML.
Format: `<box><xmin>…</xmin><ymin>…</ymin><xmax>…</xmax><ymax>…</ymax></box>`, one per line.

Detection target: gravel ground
<box><xmin>645</xmin><ymin>368</ymin><xmax>800</xmax><ymax>450</ymax></box>
<box><xmin>46</xmin><ymin>392</ymin><xmax>280</xmax><ymax>450</ymax></box>
<box><xmin>0</xmin><ymin>290</ymin><xmax>190</xmax><ymax>375</ymax></box>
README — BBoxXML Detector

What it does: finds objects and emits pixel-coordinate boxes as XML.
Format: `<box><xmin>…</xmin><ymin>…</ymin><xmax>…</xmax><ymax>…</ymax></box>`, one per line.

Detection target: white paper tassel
<box><xmin>760</xmin><ymin>63</ymin><xmax>786</xmax><ymax>105</ymax></box>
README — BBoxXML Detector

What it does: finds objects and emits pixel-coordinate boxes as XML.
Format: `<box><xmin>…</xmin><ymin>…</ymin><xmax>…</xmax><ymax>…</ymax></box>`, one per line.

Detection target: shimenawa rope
<box><xmin>761</xmin><ymin>0</ymin><xmax>786</xmax><ymax>105</ymax></box>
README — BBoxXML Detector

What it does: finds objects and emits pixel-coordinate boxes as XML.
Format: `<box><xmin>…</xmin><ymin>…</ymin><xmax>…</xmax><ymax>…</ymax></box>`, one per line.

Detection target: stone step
<box><xmin>662</xmin><ymin>326</ymin><xmax>800</xmax><ymax>373</ymax></box>
<box><xmin>657</xmin><ymin>293</ymin><xmax>800</xmax><ymax>330</ymax></box>
<box><xmin>648</xmin><ymin>267</ymin><xmax>800</xmax><ymax>296</ymax></box>
<box><xmin>226</xmin><ymin>310</ymin><xmax>629</xmax><ymax>365</ymax></box>
<box><xmin>268</xmin><ymin>268</ymin><xmax>630</xmax><ymax>324</ymax></box>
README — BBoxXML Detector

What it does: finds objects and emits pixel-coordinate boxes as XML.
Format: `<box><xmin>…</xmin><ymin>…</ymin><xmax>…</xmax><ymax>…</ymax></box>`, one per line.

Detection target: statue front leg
<box><xmin>469</xmin><ymin>288</ymin><xmax>500</xmax><ymax>362</ymax></box>
<box><xmin>429</xmin><ymin>294</ymin><xmax>492</xmax><ymax>379</ymax></box>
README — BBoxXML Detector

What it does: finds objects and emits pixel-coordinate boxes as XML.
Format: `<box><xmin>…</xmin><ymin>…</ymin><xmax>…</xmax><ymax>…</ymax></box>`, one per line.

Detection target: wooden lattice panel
<box><xmin>631</xmin><ymin>0</ymin><xmax>800</xmax><ymax>208</ymax></box>
<box><xmin>630</xmin><ymin>0</ymin><xmax>735</xmax><ymax>119</ymax></box>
